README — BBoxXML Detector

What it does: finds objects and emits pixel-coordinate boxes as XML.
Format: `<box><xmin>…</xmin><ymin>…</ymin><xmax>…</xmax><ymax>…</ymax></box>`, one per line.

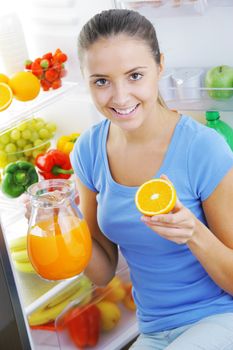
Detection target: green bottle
<box><xmin>205</xmin><ymin>111</ymin><xmax>233</xmax><ymax>151</ymax></box>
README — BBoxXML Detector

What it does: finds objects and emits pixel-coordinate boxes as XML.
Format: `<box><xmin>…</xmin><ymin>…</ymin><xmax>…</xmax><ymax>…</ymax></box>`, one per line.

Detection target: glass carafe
<box><xmin>27</xmin><ymin>179</ymin><xmax>92</xmax><ymax>281</ymax></box>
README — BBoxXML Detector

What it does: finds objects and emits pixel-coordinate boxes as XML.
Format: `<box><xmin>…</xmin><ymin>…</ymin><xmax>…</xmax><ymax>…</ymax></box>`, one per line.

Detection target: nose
<box><xmin>111</xmin><ymin>81</ymin><xmax>131</xmax><ymax>107</ymax></box>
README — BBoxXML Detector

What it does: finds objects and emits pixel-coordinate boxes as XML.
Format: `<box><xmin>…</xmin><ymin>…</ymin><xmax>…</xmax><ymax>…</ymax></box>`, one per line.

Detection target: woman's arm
<box><xmin>142</xmin><ymin>169</ymin><xmax>233</xmax><ymax>295</ymax></box>
<box><xmin>187</xmin><ymin>167</ymin><xmax>233</xmax><ymax>295</ymax></box>
<box><xmin>75</xmin><ymin>177</ymin><xmax>118</xmax><ymax>286</ymax></box>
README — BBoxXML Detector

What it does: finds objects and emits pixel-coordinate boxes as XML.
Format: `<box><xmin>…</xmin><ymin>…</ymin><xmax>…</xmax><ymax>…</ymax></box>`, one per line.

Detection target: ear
<box><xmin>158</xmin><ymin>53</ymin><xmax>165</xmax><ymax>79</ymax></box>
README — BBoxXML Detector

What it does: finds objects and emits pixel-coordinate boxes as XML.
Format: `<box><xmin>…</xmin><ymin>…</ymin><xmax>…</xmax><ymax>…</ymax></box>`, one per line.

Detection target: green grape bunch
<box><xmin>0</xmin><ymin>117</ymin><xmax>57</xmax><ymax>168</ymax></box>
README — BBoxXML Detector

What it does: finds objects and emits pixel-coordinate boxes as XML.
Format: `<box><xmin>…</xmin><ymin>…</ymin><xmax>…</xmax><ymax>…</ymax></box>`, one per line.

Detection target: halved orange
<box><xmin>135</xmin><ymin>178</ymin><xmax>176</xmax><ymax>216</ymax></box>
<box><xmin>0</xmin><ymin>82</ymin><xmax>13</xmax><ymax>112</ymax></box>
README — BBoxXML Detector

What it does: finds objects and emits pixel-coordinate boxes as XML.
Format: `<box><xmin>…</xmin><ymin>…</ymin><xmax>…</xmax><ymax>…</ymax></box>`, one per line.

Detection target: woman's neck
<box><xmin>109</xmin><ymin>105</ymin><xmax>179</xmax><ymax>146</ymax></box>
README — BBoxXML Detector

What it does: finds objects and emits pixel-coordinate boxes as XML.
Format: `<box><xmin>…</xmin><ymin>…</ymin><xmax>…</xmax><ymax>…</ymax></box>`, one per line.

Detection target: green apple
<box><xmin>205</xmin><ymin>65</ymin><xmax>233</xmax><ymax>100</ymax></box>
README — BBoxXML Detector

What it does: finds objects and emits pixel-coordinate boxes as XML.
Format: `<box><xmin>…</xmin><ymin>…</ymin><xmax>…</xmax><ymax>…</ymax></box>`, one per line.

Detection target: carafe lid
<box><xmin>205</xmin><ymin>111</ymin><xmax>220</xmax><ymax>121</ymax></box>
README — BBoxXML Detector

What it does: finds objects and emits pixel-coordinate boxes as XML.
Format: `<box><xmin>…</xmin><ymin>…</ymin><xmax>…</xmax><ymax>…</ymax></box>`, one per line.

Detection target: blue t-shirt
<box><xmin>70</xmin><ymin>115</ymin><xmax>233</xmax><ymax>333</ymax></box>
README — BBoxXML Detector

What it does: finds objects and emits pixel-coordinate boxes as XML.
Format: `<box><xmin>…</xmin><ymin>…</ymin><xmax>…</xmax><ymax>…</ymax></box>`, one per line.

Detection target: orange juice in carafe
<box><xmin>27</xmin><ymin>179</ymin><xmax>92</xmax><ymax>281</ymax></box>
<box><xmin>28</xmin><ymin>216</ymin><xmax>92</xmax><ymax>280</ymax></box>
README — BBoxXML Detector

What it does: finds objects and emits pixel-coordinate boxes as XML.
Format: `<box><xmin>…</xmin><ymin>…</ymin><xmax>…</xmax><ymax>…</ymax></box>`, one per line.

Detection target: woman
<box><xmin>70</xmin><ymin>9</ymin><xmax>233</xmax><ymax>349</ymax></box>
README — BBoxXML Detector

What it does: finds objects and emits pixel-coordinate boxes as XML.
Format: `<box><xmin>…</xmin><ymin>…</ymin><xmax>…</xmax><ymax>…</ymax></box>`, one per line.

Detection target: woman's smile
<box><xmin>110</xmin><ymin>103</ymin><xmax>140</xmax><ymax>119</ymax></box>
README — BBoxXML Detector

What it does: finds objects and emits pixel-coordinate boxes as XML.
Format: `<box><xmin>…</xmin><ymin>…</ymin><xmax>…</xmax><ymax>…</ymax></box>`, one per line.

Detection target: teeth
<box><xmin>114</xmin><ymin>105</ymin><xmax>137</xmax><ymax>115</ymax></box>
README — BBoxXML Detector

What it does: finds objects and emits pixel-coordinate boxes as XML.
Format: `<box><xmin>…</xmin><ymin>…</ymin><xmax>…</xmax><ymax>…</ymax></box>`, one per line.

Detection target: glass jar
<box><xmin>27</xmin><ymin>179</ymin><xmax>92</xmax><ymax>281</ymax></box>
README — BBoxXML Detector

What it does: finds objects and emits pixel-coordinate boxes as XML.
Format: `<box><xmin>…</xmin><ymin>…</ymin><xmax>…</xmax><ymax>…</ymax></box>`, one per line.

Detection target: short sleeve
<box><xmin>70</xmin><ymin>129</ymin><xmax>98</xmax><ymax>192</ymax></box>
<box><xmin>188</xmin><ymin>127</ymin><xmax>233</xmax><ymax>201</ymax></box>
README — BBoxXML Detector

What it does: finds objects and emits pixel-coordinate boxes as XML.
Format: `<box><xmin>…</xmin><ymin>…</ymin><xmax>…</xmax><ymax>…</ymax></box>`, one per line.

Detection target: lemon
<box><xmin>0</xmin><ymin>82</ymin><xmax>13</xmax><ymax>112</ymax></box>
<box><xmin>9</xmin><ymin>71</ymin><xmax>40</xmax><ymax>102</ymax></box>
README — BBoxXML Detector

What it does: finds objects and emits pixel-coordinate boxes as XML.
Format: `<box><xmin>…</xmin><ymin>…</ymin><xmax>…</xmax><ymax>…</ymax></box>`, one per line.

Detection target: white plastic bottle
<box><xmin>0</xmin><ymin>12</ymin><xmax>29</xmax><ymax>75</ymax></box>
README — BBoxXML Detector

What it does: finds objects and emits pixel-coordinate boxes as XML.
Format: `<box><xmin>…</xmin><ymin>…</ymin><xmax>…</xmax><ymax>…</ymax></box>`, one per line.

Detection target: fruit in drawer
<box><xmin>95</xmin><ymin>275</ymin><xmax>126</xmax><ymax>302</ymax></box>
<box><xmin>104</xmin><ymin>276</ymin><xmax>126</xmax><ymax>302</ymax></box>
<box><xmin>122</xmin><ymin>282</ymin><xmax>136</xmax><ymax>311</ymax></box>
<box><xmin>28</xmin><ymin>276</ymin><xmax>93</xmax><ymax>326</ymax></box>
<box><xmin>9</xmin><ymin>71</ymin><xmax>40</xmax><ymax>101</ymax></box>
<box><xmin>96</xmin><ymin>300</ymin><xmax>121</xmax><ymax>331</ymax></box>
<box><xmin>205</xmin><ymin>65</ymin><xmax>233</xmax><ymax>100</ymax></box>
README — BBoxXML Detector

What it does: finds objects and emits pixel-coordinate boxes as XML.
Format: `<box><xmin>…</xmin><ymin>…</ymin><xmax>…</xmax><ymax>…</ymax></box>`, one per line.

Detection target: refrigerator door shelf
<box><xmin>159</xmin><ymin>66</ymin><xmax>233</xmax><ymax>112</ymax></box>
<box><xmin>160</xmin><ymin>87</ymin><xmax>233</xmax><ymax>112</ymax></box>
<box><xmin>114</xmin><ymin>0</ymin><xmax>208</xmax><ymax>18</ymax></box>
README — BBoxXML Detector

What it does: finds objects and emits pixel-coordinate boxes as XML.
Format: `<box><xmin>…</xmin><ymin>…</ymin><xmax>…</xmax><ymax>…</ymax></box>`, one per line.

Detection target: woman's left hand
<box><xmin>141</xmin><ymin>191</ymin><xmax>196</xmax><ymax>245</ymax></box>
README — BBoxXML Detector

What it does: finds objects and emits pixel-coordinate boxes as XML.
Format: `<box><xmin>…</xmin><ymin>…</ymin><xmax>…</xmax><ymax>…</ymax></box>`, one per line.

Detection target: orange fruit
<box><xmin>0</xmin><ymin>82</ymin><xmax>13</xmax><ymax>112</ymax></box>
<box><xmin>0</xmin><ymin>73</ymin><xmax>9</xmax><ymax>84</ymax></box>
<box><xmin>9</xmin><ymin>71</ymin><xmax>40</xmax><ymax>101</ymax></box>
<box><xmin>135</xmin><ymin>178</ymin><xmax>176</xmax><ymax>216</ymax></box>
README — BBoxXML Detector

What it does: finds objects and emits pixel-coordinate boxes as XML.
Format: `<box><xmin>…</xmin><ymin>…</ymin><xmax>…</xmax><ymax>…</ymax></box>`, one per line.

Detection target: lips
<box><xmin>111</xmin><ymin>104</ymin><xmax>139</xmax><ymax>117</ymax></box>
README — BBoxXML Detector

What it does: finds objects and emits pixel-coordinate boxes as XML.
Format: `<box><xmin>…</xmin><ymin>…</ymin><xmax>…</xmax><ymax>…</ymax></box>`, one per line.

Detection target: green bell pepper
<box><xmin>2</xmin><ymin>161</ymin><xmax>38</xmax><ymax>198</ymax></box>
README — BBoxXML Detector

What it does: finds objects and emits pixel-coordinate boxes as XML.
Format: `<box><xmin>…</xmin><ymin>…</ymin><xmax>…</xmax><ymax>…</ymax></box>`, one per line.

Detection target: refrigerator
<box><xmin>0</xmin><ymin>0</ymin><xmax>233</xmax><ymax>349</ymax></box>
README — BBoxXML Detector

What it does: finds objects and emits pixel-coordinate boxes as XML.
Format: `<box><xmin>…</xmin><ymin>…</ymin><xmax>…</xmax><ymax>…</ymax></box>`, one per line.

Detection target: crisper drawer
<box><xmin>55</xmin><ymin>265</ymin><xmax>138</xmax><ymax>350</ymax></box>
<box><xmin>29</xmin><ymin>263</ymin><xmax>138</xmax><ymax>350</ymax></box>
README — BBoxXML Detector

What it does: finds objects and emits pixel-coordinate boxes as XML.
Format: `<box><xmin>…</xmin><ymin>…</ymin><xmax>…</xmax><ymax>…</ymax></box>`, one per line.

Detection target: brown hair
<box><xmin>78</xmin><ymin>9</ymin><xmax>166</xmax><ymax>107</ymax></box>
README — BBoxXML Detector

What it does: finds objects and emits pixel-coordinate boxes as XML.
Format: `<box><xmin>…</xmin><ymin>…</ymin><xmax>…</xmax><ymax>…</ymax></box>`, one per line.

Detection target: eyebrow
<box><xmin>89</xmin><ymin>66</ymin><xmax>148</xmax><ymax>78</ymax></box>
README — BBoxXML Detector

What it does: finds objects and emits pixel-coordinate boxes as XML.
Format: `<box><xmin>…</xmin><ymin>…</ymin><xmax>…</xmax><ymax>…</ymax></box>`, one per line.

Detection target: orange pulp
<box><xmin>27</xmin><ymin>216</ymin><xmax>92</xmax><ymax>280</ymax></box>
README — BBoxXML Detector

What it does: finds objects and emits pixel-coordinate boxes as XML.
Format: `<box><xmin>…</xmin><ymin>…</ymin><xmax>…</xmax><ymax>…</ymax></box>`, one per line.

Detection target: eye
<box><xmin>130</xmin><ymin>72</ymin><xmax>143</xmax><ymax>81</ymax></box>
<box><xmin>94</xmin><ymin>78</ymin><xmax>109</xmax><ymax>87</ymax></box>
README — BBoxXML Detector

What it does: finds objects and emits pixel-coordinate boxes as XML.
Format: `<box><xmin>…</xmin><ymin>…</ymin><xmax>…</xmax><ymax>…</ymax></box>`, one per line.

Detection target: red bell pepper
<box><xmin>30</xmin><ymin>322</ymin><xmax>56</xmax><ymax>331</ymax></box>
<box><xmin>35</xmin><ymin>149</ymin><xmax>74</xmax><ymax>179</ymax></box>
<box><xmin>65</xmin><ymin>304</ymin><xmax>101</xmax><ymax>348</ymax></box>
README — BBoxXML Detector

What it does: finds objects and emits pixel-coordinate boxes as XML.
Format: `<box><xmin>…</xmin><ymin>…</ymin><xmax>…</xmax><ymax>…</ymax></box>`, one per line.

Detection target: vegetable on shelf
<box><xmin>57</xmin><ymin>133</ymin><xmax>80</xmax><ymax>155</ymax></box>
<box><xmin>35</xmin><ymin>149</ymin><xmax>73</xmax><ymax>179</ymax></box>
<box><xmin>65</xmin><ymin>304</ymin><xmax>101</xmax><ymax>348</ymax></box>
<box><xmin>1</xmin><ymin>161</ymin><xmax>38</xmax><ymax>198</ymax></box>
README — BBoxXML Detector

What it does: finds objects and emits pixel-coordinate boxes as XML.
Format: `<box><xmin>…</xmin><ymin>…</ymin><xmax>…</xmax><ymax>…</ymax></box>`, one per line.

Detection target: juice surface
<box><xmin>27</xmin><ymin>216</ymin><xmax>92</xmax><ymax>280</ymax></box>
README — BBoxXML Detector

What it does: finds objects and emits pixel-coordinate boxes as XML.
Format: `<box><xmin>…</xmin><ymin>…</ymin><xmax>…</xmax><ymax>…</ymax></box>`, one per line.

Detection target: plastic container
<box><xmin>171</xmin><ymin>67</ymin><xmax>204</xmax><ymax>100</ymax></box>
<box><xmin>55</xmin><ymin>265</ymin><xmax>138</xmax><ymax>350</ymax></box>
<box><xmin>205</xmin><ymin>111</ymin><xmax>233</xmax><ymax>151</ymax></box>
<box><xmin>0</xmin><ymin>12</ymin><xmax>29</xmax><ymax>75</ymax></box>
<box><xmin>159</xmin><ymin>68</ymin><xmax>175</xmax><ymax>101</ymax></box>
<box><xmin>0</xmin><ymin>116</ymin><xmax>57</xmax><ymax>168</ymax></box>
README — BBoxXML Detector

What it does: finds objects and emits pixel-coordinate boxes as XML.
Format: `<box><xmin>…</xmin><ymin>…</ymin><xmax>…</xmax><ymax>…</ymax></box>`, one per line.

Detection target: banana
<box><xmin>28</xmin><ymin>276</ymin><xmax>93</xmax><ymax>326</ymax></box>
<box><xmin>9</xmin><ymin>235</ymin><xmax>27</xmax><ymax>253</ymax></box>
<box><xmin>13</xmin><ymin>260</ymin><xmax>35</xmax><ymax>274</ymax></box>
<box><xmin>47</xmin><ymin>276</ymin><xmax>92</xmax><ymax>308</ymax></box>
<box><xmin>11</xmin><ymin>249</ymin><xmax>29</xmax><ymax>263</ymax></box>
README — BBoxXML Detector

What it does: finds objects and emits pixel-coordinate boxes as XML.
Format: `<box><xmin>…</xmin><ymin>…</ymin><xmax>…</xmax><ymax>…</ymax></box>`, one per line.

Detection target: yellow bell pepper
<box><xmin>57</xmin><ymin>133</ymin><xmax>80</xmax><ymax>155</ymax></box>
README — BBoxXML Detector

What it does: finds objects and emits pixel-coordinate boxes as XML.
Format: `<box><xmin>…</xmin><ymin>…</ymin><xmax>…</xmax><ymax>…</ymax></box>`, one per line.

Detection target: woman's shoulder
<box><xmin>74</xmin><ymin>119</ymin><xmax>109</xmax><ymax>153</ymax></box>
<box><xmin>181</xmin><ymin>115</ymin><xmax>229</xmax><ymax>147</ymax></box>
<box><xmin>79</xmin><ymin>119</ymin><xmax>109</xmax><ymax>143</ymax></box>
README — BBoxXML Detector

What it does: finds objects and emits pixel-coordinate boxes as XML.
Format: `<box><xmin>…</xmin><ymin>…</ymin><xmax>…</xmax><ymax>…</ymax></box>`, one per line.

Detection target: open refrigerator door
<box><xmin>0</xmin><ymin>80</ymin><xmax>138</xmax><ymax>349</ymax></box>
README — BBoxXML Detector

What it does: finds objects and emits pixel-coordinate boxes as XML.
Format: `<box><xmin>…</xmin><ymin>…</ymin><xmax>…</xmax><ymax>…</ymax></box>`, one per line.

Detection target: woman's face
<box><xmin>82</xmin><ymin>34</ymin><xmax>164</xmax><ymax>131</ymax></box>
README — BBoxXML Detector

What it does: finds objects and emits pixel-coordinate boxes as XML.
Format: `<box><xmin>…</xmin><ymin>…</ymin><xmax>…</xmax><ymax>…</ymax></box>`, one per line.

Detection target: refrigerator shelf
<box><xmin>160</xmin><ymin>87</ymin><xmax>233</xmax><ymax>112</ymax></box>
<box><xmin>0</xmin><ymin>82</ymin><xmax>78</xmax><ymax>133</ymax></box>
